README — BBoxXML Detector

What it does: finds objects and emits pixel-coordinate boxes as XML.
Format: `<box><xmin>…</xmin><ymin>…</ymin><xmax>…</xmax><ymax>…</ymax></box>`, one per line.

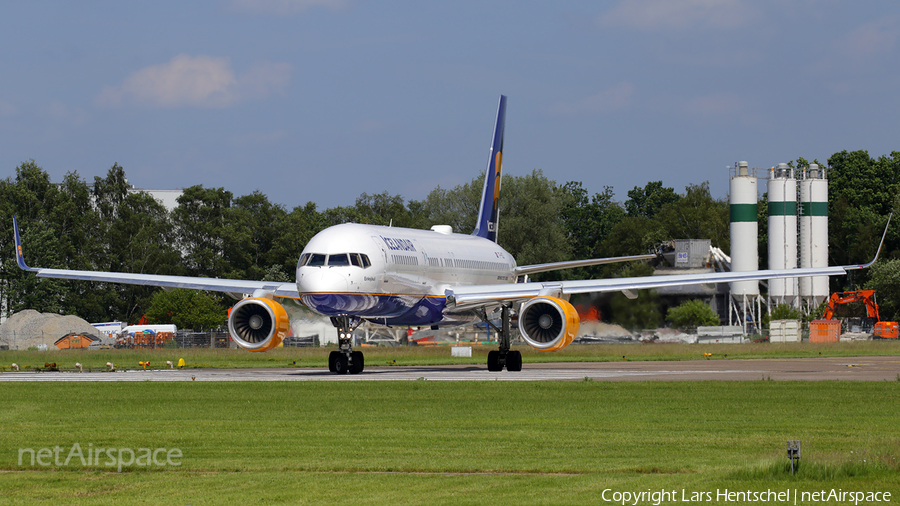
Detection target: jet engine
<box><xmin>517</xmin><ymin>296</ymin><xmax>580</xmax><ymax>352</ymax></box>
<box><xmin>227</xmin><ymin>297</ymin><xmax>290</xmax><ymax>352</ymax></box>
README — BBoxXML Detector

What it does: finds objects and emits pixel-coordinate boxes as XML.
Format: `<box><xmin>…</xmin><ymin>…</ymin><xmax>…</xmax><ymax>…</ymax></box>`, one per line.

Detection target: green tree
<box><xmin>826</xmin><ymin>150</ymin><xmax>900</xmax><ymax>273</ymax></box>
<box><xmin>559</xmin><ymin>182</ymin><xmax>626</xmax><ymax>279</ymax></box>
<box><xmin>1</xmin><ymin>162</ymin><xmax>106</xmax><ymax>320</ymax></box>
<box><xmin>227</xmin><ymin>191</ymin><xmax>288</xmax><ymax>281</ymax></box>
<box><xmin>323</xmin><ymin>191</ymin><xmax>418</xmax><ymax>229</ymax></box>
<box><xmin>657</xmin><ymin>182</ymin><xmax>730</xmax><ymax>252</ymax></box>
<box><xmin>603</xmin><ymin>263</ymin><xmax>661</xmax><ymax>329</ymax></box>
<box><xmin>269</xmin><ymin>201</ymin><xmax>326</xmax><ymax>279</ymax></box>
<box><xmin>666</xmin><ymin>300</ymin><xmax>719</xmax><ymax>329</ymax></box>
<box><xmin>762</xmin><ymin>303</ymin><xmax>803</xmax><ymax>330</ymax></box>
<box><xmin>145</xmin><ymin>289</ymin><xmax>226</xmax><ymax>329</ymax></box>
<box><xmin>865</xmin><ymin>259</ymin><xmax>900</xmax><ymax>322</ymax></box>
<box><xmin>172</xmin><ymin>185</ymin><xmax>233</xmax><ymax>278</ymax></box>
<box><xmin>496</xmin><ymin>170</ymin><xmax>572</xmax><ymax>270</ymax></box>
<box><xmin>625</xmin><ymin>181</ymin><xmax>680</xmax><ymax>219</ymax></box>
<box><xmin>421</xmin><ymin>175</ymin><xmax>483</xmax><ymax>233</ymax></box>
<box><xmin>105</xmin><ymin>191</ymin><xmax>181</xmax><ymax>321</ymax></box>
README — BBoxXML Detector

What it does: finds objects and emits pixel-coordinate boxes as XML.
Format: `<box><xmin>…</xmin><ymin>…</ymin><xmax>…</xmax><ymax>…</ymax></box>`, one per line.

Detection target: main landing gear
<box><xmin>328</xmin><ymin>316</ymin><xmax>364</xmax><ymax>374</ymax></box>
<box><xmin>483</xmin><ymin>305</ymin><xmax>522</xmax><ymax>372</ymax></box>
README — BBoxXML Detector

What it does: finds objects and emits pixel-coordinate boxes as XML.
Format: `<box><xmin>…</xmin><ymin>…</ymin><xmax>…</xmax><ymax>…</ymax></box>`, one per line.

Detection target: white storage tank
<box><xmin>768</xmin><ymin>163</ymin><xmax>797</xmax><ymax>307</ymax></box>
<box><xmin>729</xmin><ymin>161</ymin><xmax>759</xmax><ymax>299</ymax></box>
<box><xmin>799</xmin><ymin>163</ymin><xmax>829</xmax><ymax>309</ymax></box>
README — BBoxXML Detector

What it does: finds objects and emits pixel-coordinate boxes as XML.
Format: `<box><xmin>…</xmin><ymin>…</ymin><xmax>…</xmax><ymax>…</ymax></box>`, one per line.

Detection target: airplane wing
<box><xmin>13</xmin><ymin>217</ymin><xmax>299</xmax><ymax>299</ymax></box>
<box><xmin>450</xmin><ymin>213</ymin><xmax>892</xmax><ymax>311</ymax></box>
<box><xmin>514</xmin><ymin>254</ymin><xmax>656</xmax><ymax>277</ymax></box>
<box><xmin>445</xmin><ymin>263</ymin><xmax>871</xmax><ymax>311</ymax></box>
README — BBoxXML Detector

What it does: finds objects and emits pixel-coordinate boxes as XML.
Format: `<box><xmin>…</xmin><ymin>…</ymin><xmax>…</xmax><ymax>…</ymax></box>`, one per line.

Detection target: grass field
<box><xmin>2</xmin><ymin>340</ymin><xmax>900</xmax><ymax>371</ymax></box>
<box><xmin>0</xmin><ymin>380</ymin><xmax>899</xmax><ymax>505</ymax></box>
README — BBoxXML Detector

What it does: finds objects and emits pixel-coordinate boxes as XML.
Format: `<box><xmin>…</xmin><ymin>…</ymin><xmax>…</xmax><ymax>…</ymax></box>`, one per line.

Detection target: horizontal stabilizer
<box><xmin>515</xmin><ymin>254</ymin><xmax>656</xmax><ymax>277</ymax></box>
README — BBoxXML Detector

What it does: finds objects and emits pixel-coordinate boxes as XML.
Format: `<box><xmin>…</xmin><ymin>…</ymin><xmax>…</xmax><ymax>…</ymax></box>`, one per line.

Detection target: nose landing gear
<box><xmin>329</xmin><ymin>316</ymin><xmax>364</xmax><ymax>374</ymax></box>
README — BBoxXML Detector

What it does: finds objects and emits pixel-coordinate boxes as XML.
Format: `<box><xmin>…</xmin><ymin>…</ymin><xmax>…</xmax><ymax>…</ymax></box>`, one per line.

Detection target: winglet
<box><xmin>472</xmin><ymin>95</ymin><xmax>506</xmax><ymax>243</ymax></box>
<box><xmin>13</xmin><ymin>216</ymin><xmax>36</xmax><ymax>271</ymax></box>
<box><xmin>853</xmin><ymin>212</ymin><xmax>892</xmax><ymax>270</ymax></box>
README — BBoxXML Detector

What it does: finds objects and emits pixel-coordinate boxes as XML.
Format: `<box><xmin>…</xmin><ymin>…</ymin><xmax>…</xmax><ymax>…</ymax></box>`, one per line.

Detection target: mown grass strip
<box><xmin>2</xmin><ymin>340</ymin><xmax>899</xmax><ymax>372</ymax></box>
<box><xmin>0</xmin><ymin>381</ymin><xmax>898</xmax><ymax>504</ymax></box>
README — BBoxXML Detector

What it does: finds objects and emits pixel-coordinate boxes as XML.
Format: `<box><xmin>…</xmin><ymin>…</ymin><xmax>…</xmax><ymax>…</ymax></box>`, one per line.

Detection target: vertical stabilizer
<box><xmin>472</xmin><ymin>95</ymin><xmax>506</xmax><ymax>242</ymax></box>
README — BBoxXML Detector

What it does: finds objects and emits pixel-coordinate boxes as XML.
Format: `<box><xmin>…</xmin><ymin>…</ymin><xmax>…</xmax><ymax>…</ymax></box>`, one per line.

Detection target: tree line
<box><xmin>1</xmin><ymin>150</ymin><xmax>899</xmax><ymax>328</ymax></box>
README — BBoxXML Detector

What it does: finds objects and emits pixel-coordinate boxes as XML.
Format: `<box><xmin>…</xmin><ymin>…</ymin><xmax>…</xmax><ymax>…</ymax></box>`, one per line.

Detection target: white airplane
<box><xmin>13</xmin><ymin>95</ymin><xmax>886</xmax><ymax>374</ymax></box>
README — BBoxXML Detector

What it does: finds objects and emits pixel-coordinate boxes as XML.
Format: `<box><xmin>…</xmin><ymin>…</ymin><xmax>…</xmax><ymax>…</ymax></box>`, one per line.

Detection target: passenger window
<box><xmin>308</xmin><ymin>254</ymin><xmax>326</xmax><ymax>266</ymax></box>
<box><xmin>328</xmin><ymin>253</ymin><xmax>350</xmax><ymax>266</ymax></box>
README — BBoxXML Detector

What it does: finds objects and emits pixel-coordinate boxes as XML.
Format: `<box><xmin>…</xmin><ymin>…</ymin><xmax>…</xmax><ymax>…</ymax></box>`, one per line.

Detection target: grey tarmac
<box><xmin>1</xmin><ymin>356</ymin><xmax>898</xmax><ymax>381</ymax></box>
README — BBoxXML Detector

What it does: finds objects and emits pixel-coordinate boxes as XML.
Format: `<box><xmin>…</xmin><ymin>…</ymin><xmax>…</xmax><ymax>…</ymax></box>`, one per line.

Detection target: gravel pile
<box><xmin>0</xmin><ymin>310</ymin><xmax>106</xmax><ymax>350</ymax></box>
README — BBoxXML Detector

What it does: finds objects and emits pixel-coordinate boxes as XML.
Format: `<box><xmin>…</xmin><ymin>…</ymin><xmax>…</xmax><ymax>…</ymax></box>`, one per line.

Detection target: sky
<box><xmin>1</xmin><ymin>1</ymin><xmax>898</xmax><ymax>210</ymax></box>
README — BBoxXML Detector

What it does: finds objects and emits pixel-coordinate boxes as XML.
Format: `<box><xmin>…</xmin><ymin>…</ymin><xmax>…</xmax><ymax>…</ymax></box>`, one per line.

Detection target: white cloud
<box><xmin>548</xmin><ymin>83</ymin><xmax>636</xmax><ymax>116</ymax></box>
<box><xmin>599</xmin><ymin>0</ymin><xmax>752</xmax><ymax>31</ymax></box>
<box><xmin>228</xmin><ymin>0</ymin><xmax>346</xmax><ymax>15</ymax></box>
<box><xmin>96</xmin><ymin>55</ymin><xmax>291</xmax><ymax>109</ymax></box>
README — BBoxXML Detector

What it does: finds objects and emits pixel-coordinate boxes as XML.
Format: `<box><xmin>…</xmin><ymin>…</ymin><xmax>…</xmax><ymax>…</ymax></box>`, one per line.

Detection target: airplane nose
<box><xmin>297</xmin><ymin>268</ymin><xmax>350</xmax><ymax>294</ymax></box>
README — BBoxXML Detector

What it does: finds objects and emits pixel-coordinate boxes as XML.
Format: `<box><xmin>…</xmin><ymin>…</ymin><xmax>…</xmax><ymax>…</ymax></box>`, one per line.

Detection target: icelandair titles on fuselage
<box><xmin>380</xmin><ymin>236</ymin><xmax>417</xmax><ymax>252</ymax></box>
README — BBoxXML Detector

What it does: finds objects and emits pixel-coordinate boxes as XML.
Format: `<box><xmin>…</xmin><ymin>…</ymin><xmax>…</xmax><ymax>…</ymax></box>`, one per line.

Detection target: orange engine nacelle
<box><xmin>227</xmin><ymin>297</ymin><xmax>290</xmax><ymax>352</ymax></box>
<box><xmin>518</xmin><ymin>296</ymin><xmax>580</xmax><ymax>352</ymax></box>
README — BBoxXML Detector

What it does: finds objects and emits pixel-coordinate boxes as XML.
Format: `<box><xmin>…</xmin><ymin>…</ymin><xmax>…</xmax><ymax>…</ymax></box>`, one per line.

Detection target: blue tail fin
<box><xmin>472</xmin><ymin>95</ymin><xmax>506</xmax><ymax>242</ymax></box>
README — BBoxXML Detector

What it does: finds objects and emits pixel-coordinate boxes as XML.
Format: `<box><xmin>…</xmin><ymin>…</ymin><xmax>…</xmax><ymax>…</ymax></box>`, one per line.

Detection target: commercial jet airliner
<box><xmin>13</xmin><ymin>95</ymin><xmax>885</xmax><ymax>374</ymax></box>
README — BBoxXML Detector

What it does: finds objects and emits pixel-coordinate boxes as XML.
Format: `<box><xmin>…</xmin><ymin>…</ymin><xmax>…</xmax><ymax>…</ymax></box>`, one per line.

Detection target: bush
<box><xmin>762</xmin><ymin>303</ymin><xmax>802</xmax><ymax>329</ymax></box>
<box><xmin>665</xmin><ymin>300</ymin><xmax>719</xmax><ymax>329</ymax></box>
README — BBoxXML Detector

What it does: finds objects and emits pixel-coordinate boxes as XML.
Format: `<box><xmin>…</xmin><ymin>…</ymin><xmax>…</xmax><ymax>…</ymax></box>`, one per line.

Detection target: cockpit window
<box><xmin>328</xmin><ymin>253</ymin><xmax>350</xmax><ymax>266</ymax></box>
<box><xmin>350</xmin><ymin>253</ymin><xmax>371</xmax><ymax>267</ymax></box>
<box><xmin>300</xmin><ymin>252</ymin><xmax>370</xmax><ymax>268</ymax></box>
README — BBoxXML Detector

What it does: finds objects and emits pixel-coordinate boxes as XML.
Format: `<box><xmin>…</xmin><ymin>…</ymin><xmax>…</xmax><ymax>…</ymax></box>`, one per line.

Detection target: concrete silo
<box><xmin>799</xmin><ymin>163</ymin><xmax>829</xmax><ymax>311</ymax></box>
<box><xmin>729</xmin><ymin>161</ymin><xmax>761</xmax><ymax>331</ymax></box>
<box><xmin>768</xmin><ymin>163</ymin><xmax>798</xmax><ymax>308</ymax></box>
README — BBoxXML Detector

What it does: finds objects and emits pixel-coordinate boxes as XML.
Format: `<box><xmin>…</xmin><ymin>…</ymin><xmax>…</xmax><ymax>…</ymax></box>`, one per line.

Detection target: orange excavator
<box><xmin>822</xmin><ymin>290</ymin><xmax>899</xmax><ymax>339</ymax></box>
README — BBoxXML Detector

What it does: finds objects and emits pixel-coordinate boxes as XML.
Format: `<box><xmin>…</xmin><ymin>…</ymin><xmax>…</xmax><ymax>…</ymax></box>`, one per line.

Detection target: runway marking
<box><xmin>0</xmin><ymin>368</ymin><xmax>769</xmax><ymax>382</ymax></box>
<box><xmin>0</xmin><ymin>357</ymin><xmax>896</xmax><ymax>381</ymax></box>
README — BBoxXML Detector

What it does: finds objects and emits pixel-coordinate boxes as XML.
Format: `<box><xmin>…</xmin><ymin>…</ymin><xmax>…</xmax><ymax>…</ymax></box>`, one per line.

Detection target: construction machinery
<box><xmin>821</xmin><ymin>290</ymin><xmax>899</xmax><ymax>339</ymax></box>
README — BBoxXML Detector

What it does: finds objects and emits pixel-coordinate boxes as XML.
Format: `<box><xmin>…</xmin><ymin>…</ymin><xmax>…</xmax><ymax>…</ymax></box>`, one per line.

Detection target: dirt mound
<box><xmin>0</xmin><ymin>310</ymin><xmax>105</xmax><ymax>350</ymax></box>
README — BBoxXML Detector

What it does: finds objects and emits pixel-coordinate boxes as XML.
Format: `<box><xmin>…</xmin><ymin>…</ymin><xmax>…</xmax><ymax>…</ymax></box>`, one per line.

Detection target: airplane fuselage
<box><xmin>296</xmin><ymin>223</ymin><xmax>517</xmax><ymax>326</ymax></box>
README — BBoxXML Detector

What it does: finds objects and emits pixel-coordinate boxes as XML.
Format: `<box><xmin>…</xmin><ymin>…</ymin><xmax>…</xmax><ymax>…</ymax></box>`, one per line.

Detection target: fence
<box><xmin>0</xmin><ymin>330</ymin><xmax>234</xmax><ymax>350</ymax></box>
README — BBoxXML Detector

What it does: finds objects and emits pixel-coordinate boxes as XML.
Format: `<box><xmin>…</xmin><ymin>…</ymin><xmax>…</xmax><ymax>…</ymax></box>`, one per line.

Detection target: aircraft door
<box><xmin>369</xmin><ymin>236</ymin><xmax>388</xmax><ymax>288</ymax></box>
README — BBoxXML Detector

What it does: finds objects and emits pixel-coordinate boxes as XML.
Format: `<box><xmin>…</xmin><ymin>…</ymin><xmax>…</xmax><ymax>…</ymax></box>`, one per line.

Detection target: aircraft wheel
<box><xmin>333</xmin><ymin>354</ymin><xmax>349</xmax><ymax>375</ymax></box>
<box><xmin>328</xmin><ymin>351</ymin><xmax>339</xmax><ymax>372</ymax></box>
<box><xmin>506</xmin><ymin>350</ymin><xmax>522</xmax><ymax>372</ymax></box>
<box><xmin>350</xmin><ymin>351</ymin><xmax>365</xmax><ymax>374</ymax></box>
<box><xmin>487</xmin><ymin>350</ymin><xmax>502</xmax><ymax>372</ymax></box>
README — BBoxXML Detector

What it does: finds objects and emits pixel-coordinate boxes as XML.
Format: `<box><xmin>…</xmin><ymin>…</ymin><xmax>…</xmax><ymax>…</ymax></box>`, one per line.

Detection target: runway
<box><xmin>1</xmin><ymin>356</ymin><xmax>898</xmax><ymax>381</ymax></box>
